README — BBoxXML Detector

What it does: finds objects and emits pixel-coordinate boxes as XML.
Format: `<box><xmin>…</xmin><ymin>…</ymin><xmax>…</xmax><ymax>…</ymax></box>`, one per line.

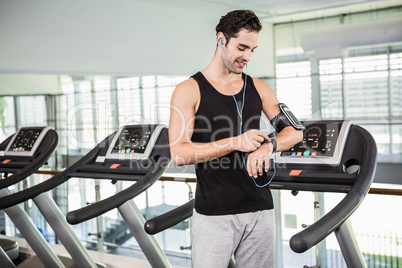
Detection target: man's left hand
<box><xmin>246</xmin><ymin>142</ymin><xmax>273</xmax><ymax>178</ymax></box>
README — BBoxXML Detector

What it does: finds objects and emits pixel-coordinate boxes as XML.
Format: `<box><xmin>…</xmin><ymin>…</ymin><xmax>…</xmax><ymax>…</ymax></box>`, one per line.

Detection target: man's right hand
<box><xmin>234</xmin><ymin>129</ymin><xmax>269</xmax><ymax>152</ymax></box>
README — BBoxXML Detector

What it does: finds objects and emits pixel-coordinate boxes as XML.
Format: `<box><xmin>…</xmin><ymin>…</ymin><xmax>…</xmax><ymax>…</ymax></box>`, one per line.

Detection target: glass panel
<box><xmin>93</xmin><ymin>79</ymin><xmax>114</xmax><ymax>142</ymax></box>
<box><xmin>276</xmin><ymin>61</ymin><xmax>312</xmax><ymax>120</ymax></box>
<box><xmin>390</xmin><ymin>53</ymin><xmax>402</xmax><ymax>117</ymax></box>
<box><xmin>344</xmin><ymin>55</ymin><xmax>389</xmax><ymax>118</ymax></box>
<box><xmin>391</xmin><ymin>124</ymin><xmax>402</xmax><ymax>156</ymax></box>
<box><xmin>279</xmin><ymin>190</ymin><xmax>316</xmax><ymax>267</ymax></box>
<box><xmin>0</xmin><ymin>96</ymin><xmax>16</xmax><ymax>141</ymax></box>
<box><xmin>319</xmin><ymin>59</ymin><xmax>344</xmax><ymax>119</ymax></box>
<box><xmin>18</xmin><ymin>96</ymin><xmax>47</xmax><ymax>126</ymax></box>
<box><xmin>358</xmin><ymin>124</ymin><xmax>390</xmax><ymax>155</ymax></box>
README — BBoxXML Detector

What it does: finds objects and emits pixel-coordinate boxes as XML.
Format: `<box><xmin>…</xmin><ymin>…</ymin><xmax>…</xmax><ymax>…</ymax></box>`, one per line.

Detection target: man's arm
<box><xmin>246</xmin><ymin>78</ymin><xmax>303</xmax><ymax>178</ymax></box>
<box><xmin>169</xmin><ymin>79</ymin><xmax>269</xmax><ymax>166</ymax></box>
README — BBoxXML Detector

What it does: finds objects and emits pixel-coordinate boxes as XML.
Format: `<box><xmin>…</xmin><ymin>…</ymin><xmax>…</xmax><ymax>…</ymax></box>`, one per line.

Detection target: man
<box><xmin>169</xmin><ymin>10</ymin><xmax>303</xmax><ymax>267</ymax></box>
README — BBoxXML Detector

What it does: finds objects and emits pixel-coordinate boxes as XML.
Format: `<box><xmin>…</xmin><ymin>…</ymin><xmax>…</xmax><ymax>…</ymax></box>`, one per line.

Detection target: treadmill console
<box><xmin>4</xmin><ymin>127</ymin><xmax>53</xmax><ymax>157</ymax></box>
<box><xmin>277</xmin><ymin>120</ymin><xmax>352</xmax><ymax>166</ymax></box>
<box><xmin>104</xmin><ymin>124</ymin><xmax>166</xmax><ymax>160</ymax></box>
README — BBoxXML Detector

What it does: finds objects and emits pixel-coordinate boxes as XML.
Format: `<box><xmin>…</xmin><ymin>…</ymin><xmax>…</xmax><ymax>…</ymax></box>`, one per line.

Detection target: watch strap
<box><xmin>270</xmin><ymin>138</ymin><xmax>277</xmax><ymax>152</ymax></box>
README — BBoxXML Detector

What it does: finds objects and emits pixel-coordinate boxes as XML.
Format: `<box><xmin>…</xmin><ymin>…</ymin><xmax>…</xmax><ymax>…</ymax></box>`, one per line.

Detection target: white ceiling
<box><xmin>149</xmin><ymin>0</ymin><xmax>402</xmax><ymax>23</ymax></box>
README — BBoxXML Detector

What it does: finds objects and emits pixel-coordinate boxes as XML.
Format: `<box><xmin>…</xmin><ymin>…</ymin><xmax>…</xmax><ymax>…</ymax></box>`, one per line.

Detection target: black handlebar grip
<box><xmin>289</xmin><ymin>126</ymin><xmax>377</xmax><ymax>253</ymax></box>
<box><xmin>145</xmin><ymin>199</ymin><xmax>195</xmax><ymax>235</ymax></box>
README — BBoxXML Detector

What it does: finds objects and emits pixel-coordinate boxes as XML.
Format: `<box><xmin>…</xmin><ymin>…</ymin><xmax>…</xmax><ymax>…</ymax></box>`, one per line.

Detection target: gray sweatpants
<box><xmin>191</xmin><ymin>209</ymin><xmax>275</xmax><ymax>268</ymax></box>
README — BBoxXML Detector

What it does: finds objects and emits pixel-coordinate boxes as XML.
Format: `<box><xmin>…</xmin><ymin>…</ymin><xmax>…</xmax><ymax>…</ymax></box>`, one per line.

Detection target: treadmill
<box><xmin>0</xmin><ymin>127</ymin><xmax>107</xmax><ymax>268</ymax></box>
<box><xmin>0</xmin><ymin>126</ymin><xmax>64</xmax><ymax>267</ymax></box>
<box><xmin>0</xmin><ymin>124</ymin><xmax>173</xmax><ymax>268</ymax></box>
<box><xmin>144</xmin><ymin>120</ymin><xmax>378</xmax><ymax>268</ymax></box>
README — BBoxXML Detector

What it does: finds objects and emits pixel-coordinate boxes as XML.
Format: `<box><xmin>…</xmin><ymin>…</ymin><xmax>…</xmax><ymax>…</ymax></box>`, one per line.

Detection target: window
<box><xmin>319</xmin><ymin>59</ymin><xmax>343</xmax><ymax>119</ymax></box>
<box><xmin>0</xmin><ymin>96</ymin><xmax>16</xmax><ymax>141</ymax></box>
<box><xmin>343</xmin><ymin>55</ymin><xmax>389</xmax><ymax>118</ymax></box>
<box><xmin>93</xmin><ymin>78</ymin><xmax>114</xmax><ymax>142</ymax></box>
<box><xmin>0</xmin><ymin>96</ymin><xmax>48</xmax><ymax>142</ymax></box>
<box><xmin>276</xmin><ymin>61</ymin><xmax>312</xmax><ymax>120</ymax></box>
<box><xmin>390</xmin><ymin>53</ymin><xmax>402</xmax><ymax>117</ymax></box>
<box><xmin>277</xmin><ymin>47</ymin><xmax>402</xmax><ymax>161</ymax></box>
<box><xmin>116</xmin><ymin>77</ymin><xmax>142</xmax><ymax>125</ymax></box>
<box><xmin>318</xmin><ymin>51</ymin><xmax>402</xmax><ymax>159</ymax></box>
<box><xmin>156</xmin><ymin>76</ymin><xmax>186</xmax><ymax>125</ymax></box>
<box><xmin>18</xmin><ymin>96</ymin><xmax>47</xmax><ymax>126</ymax></box>
<box><xmin>115</xmin><ymin>75</ymin><xmax>186</xmax><ymax>127</ymax></box>
<box><xmin>142</xmin><ymin>76</ymin><xmax>157</xmax><ymax>124</ymax></box>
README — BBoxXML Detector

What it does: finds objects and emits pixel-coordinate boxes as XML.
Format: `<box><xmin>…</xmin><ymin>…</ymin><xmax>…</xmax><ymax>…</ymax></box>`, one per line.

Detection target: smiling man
<box><xmin>169</xmin><ymin>10</ymin><xmax>302</xmax><ymax>267</ymax></box>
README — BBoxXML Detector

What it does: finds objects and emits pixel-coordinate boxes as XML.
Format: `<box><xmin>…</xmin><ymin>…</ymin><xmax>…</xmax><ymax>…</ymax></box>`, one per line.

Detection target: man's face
<box><xmin>222</xmin><ymin>29</ymin><xmax>259</xmax><ymax>74</ymax></box>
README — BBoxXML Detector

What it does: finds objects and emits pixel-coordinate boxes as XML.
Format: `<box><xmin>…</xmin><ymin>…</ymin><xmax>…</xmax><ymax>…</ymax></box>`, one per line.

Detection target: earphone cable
<box><xmin>221</xmin><ymin>41</ymin><xmax>277</xmax><ymax>187</ymax></box>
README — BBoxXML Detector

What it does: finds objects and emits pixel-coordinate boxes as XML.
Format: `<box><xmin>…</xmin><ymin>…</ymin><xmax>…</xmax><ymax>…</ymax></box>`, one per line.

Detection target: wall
<box><xmin>0</xmin><ymin>0</ymin><xmax>275</xmax><ymax>95</ymax></box>
<box><xmin>0</xmin><ymin>74</ymin><xmax>60</xmax><ymax>95</ymax></box>
<box><xmin>274</xmin><ymin>7</ymin><xmax>402</xmax><ymax>58</ymax></box>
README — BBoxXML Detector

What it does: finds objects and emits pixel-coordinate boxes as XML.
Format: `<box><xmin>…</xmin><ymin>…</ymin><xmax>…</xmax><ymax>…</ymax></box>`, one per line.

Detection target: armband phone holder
<box><xmin>278</xmin><ymin>103</ymin><xmax>305</xmax><ymax>131</ymax></box>
<box><xmin>270</xmin><ymin>103</ymin><xmax>305</xmax><ymax>133</ymax></box>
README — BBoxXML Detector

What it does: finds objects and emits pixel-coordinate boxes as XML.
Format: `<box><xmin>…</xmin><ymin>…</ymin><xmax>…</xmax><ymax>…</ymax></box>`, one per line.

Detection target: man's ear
<box><xmin>216</xmin><ymin>32</ymin><xmax>226</xmax><ymax>46</ymax></box>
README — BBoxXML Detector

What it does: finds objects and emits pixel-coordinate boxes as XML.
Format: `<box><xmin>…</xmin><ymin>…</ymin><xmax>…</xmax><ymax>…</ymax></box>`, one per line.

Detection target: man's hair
<box><xmin>215</xmin><ymin>10</ymin><xmax>262</xmax><ymax>44</ymax></box>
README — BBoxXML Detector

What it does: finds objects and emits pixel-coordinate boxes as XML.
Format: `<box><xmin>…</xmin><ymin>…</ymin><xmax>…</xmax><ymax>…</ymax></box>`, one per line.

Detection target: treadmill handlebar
<box><xmin>67</xmin><ymin>149</ymin><xmax>171</xmax><ymax>225</ymax></box>
<box><xmin>0</xmin><ymin>127</ymin><xmax>171</xmax><ymax>223</ymax></box>
<box><xmin>145</xmin><ymin>199</ymin><xmax>195</xmax><ymax>235</ymax></box>
<box><xmin>290</xmin><ymin>189</ymin><xmax>363</xmax><ymax>253</ymax></box>
<box><xmin>144</xmin><ymin>126</ymin><xmax>378</xmax><ymax>255</ymax></box>
<box><xmin>142</xmin><ymin>181</ymin><xmax>351</xmax><ymax>236</ymax></box>
<box><xmin>66</xmin><ymin>127</ymin><xmax>171</xmax><ymax>224</ymax></box>
<box><xmin>0</xmin><ymin>133</ymin><xmax>110</xmax><ymax>210</ymax></box>
<box><xmin>0</xmin><ymin>130</ymin><xmax>59</xmax><ymax>190</ymax></box>
<box><xmin>290</xmin><ymin>125</ymin><xmax>377</xmax><ymax>253</ymax></box>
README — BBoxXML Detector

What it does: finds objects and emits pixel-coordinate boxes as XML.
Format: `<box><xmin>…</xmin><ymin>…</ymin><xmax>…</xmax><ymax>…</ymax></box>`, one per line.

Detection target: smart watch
<box><xmin>270</xmin><ymin>138</ymin><xmax>277</xmax><ymax>152</ymax></box>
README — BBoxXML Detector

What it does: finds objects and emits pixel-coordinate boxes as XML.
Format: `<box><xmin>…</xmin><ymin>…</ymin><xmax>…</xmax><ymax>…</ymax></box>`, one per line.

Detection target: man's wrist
<box><xmin>259</xmin><ymin>139</ymin><xmax>275</xmax><ymax>153</ymax></box>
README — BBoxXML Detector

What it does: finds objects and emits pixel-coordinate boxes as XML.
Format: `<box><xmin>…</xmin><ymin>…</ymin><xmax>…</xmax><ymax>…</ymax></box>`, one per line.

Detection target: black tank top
<box><xmin>191</xmin><ymin>71</ymin><xmax>274</xmax><ymax>215</ymax></box>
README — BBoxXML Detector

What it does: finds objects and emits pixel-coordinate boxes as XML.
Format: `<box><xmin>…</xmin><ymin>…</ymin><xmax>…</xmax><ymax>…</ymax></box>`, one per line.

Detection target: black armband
<box><xmin>270</xmin><ymin>103</ymin><xmax>305</xmax><ymax>133</ymax></box>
